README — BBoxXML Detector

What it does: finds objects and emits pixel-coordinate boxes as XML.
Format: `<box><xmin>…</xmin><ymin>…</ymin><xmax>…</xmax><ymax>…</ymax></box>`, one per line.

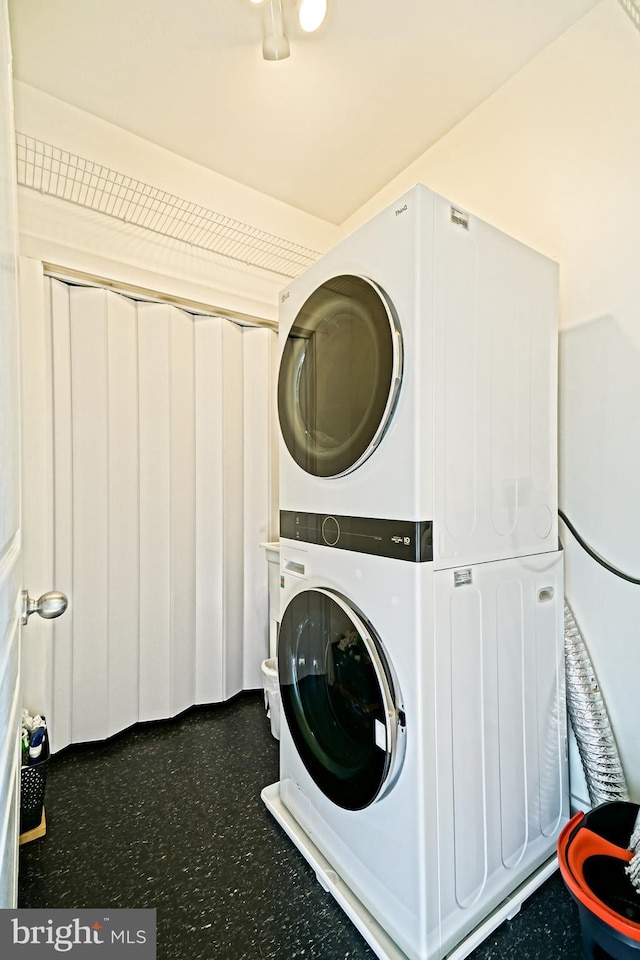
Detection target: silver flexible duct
<box><xmin>564</xmin><ymin>600</ymin><xmax>629</xmax><ymax>805</ymax></box>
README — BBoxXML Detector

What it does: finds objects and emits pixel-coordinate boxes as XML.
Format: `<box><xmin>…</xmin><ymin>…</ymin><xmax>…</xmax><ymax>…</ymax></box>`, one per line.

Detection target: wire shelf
<box><xmin>15</xmin><ymin>133</ymin><xmax>321</xmax><ymax>279</ymax></box>
<box><xmin>619</xmin><ymin>0</ymin><xmax>640</xmax><ymax>31</ymax></box>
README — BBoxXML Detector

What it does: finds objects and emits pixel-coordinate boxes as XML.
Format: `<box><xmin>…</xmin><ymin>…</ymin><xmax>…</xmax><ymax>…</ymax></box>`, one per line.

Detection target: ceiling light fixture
<box><xmin>262</xmin><ymin>0</ymin><xmax>290</xmax><ymax>61</ymax></box>
<box><xmin>250</xmin><ymin>0</ymin><xmax>327</xmax><ymax>61</ymax></box>
<box><xmin>298</xmin><ymin>0</ymin><xmax>327</xmax><ymax>33</ymax></box>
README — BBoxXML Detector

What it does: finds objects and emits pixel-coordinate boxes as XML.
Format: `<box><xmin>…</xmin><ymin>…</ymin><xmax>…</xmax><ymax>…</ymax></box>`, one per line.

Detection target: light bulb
<box><xmin>299</xmin><ymin>0</ymin><xmax>327</xmax><ymax>33</ymax></box>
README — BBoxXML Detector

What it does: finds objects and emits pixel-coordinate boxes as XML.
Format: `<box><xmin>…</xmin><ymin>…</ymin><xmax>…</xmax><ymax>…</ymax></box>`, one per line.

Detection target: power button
<box><xmin>321</xmin><ymin>516</ymin><xmax>340</xmax><ymax>546</ymax></box>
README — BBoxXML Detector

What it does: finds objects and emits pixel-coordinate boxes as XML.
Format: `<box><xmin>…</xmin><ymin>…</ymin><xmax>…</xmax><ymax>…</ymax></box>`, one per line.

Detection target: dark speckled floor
<box><xmin>19</xmin><ymin>693</ymin><xmax>586</xmax><ymax>959</ymax></box>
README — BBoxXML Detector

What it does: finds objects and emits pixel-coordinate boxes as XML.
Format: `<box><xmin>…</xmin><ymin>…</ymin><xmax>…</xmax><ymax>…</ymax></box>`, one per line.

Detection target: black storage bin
<box><xmin>20</xmin><ymin>727</ymin><xmax>49</xmax><ymax>834</ymax></box>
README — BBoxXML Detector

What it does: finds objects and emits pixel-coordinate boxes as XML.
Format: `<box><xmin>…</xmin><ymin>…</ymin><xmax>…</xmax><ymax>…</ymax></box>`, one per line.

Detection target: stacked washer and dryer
<box><xmin>262</xmin><ymin>184</ymin><xmax>569</xmax><ymax>960</ymax></box>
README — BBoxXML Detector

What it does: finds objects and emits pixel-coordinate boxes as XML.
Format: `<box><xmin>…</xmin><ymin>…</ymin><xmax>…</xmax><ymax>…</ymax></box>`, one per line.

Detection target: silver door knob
<box><xmin>21</xmin><ymin>590</ymin><xmax>68</xmax><ymax>626</ymax></box>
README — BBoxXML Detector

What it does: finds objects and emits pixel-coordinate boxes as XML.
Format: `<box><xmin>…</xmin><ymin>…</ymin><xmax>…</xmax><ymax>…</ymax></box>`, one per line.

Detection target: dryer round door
<box><xmin>278</xmin><ymin>275</ymin><xmax>402</xmax><ymax>478</ymax></box>
<box><xmin>279</xmin><ymin>587</ymin><xmax>404</xmax><ymax>810</ymax></box>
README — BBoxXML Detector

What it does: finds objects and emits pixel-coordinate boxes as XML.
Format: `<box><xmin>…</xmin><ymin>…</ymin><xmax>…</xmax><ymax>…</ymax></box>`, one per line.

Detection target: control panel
<box><xmin>280</xmin><ymin>510</ymin><xmax>433</xmax><ymax>563</ymax></box>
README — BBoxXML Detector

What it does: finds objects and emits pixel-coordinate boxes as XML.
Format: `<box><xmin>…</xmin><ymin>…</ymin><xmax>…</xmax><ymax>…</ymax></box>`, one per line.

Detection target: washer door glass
<box><xmin>279</xmin><ymin>588</ymin><xmax>403</xmax><ymax>810</ymax></box>
<box><xmin>278</xmin><ymin>275</ymin><xmax>402</xmax><ymax>478</ymax></box>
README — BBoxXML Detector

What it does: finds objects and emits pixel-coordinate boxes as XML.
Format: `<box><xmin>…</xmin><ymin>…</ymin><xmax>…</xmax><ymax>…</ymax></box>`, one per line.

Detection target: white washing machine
<box><xmin>262</xmin><ymin>531</ymin><xmax>569</xmax><ymax>960</ymax></box>
<box><xmin>277</xmin><ymin>184</ymin><xmax>559</xmax><ymax>569</ymax></box>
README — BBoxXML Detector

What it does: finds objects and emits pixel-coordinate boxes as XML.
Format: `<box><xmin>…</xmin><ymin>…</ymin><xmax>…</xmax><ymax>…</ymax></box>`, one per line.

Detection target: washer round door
<box><xmin>278</xmin><ymin>587</ymin><xmax>404</xmax><ymax>810</ymax></box>
<box><xmin>278</xmin><ymin>275</ymin><xmax>402</xmax><ymax>478</ymax></box>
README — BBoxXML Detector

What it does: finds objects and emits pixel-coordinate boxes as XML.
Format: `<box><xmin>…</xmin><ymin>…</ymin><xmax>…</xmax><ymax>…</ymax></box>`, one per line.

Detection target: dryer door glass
<box><xmin>279</xmin><ymin>588</ymin><xmax>403</xmax><ymax>810</ymax></box>
<box><xmin>278</xmin><ymin>275</ymin><xmax>402</xmax><ymax>478</ymax></box>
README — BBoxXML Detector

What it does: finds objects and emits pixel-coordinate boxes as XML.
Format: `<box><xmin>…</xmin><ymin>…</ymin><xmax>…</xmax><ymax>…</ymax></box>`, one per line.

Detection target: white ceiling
<box><xmin>8</xmin><ymin>0</ymin><xmax>602</xmax><ymax>225</ymax></box>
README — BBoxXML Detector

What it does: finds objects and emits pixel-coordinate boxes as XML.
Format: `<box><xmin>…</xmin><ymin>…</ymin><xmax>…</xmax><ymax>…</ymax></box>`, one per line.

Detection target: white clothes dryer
<box><xmin>277</xmin><ymin>184</ymin><xmax>559</xmax><ymax>568</ymax></box>
<box><xmin>263</xmin><ymin>529</ymin><xmax>569</xmax><ymax>960</ymax></box>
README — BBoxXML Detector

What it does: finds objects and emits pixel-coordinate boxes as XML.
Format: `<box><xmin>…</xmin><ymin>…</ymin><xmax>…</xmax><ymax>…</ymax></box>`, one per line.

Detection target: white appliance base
<box><xmin>261</xmin><ymin>781</ymin><xmax>559</xmax><ymax>960</ymax></box>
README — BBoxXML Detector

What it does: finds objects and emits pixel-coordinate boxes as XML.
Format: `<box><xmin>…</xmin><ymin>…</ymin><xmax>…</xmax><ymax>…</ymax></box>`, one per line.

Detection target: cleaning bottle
<box><xmin>28</xmin><ymin>725</ymin><xmax>46</xmax><ymax>764</ymax></box>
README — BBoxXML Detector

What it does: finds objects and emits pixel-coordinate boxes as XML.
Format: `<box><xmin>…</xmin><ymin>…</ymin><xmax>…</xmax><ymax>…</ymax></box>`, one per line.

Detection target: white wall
<box><xmin>343</xmin><ymin>0</ymin><xmax>640</xmax><ymax>806</ymax></box>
